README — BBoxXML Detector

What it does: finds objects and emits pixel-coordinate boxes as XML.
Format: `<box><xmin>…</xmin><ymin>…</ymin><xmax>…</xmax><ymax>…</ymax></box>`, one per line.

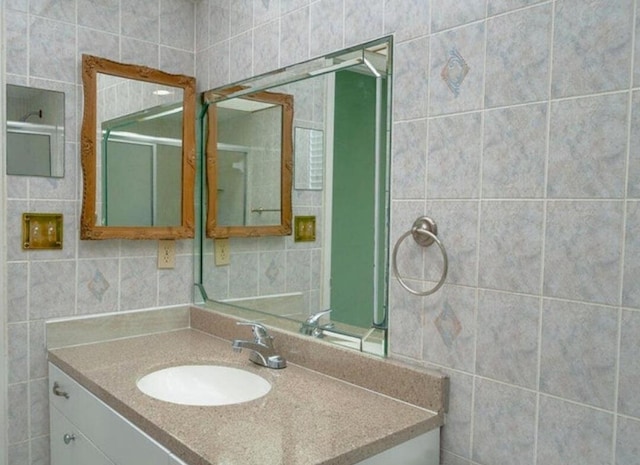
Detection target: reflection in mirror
<box><xmin>99</xmin><ymin>80</ymin><xmax>183</xmax><ymax>227</ymax></box>
<box><xmin>294</xmin><ymin>127</ymin><xmax>324</xmax><ymax>190</ymax></box>
<box><xmin>205</xmin><ymin>91</ymin><xmax>293</xmax><ymax>238</ymax></box>
<box><xmin>198</xmin><ymin>37</ymin><xmax>392</xmax><ymax>356</ymax></box>
<box><xmin>80</xmin><ymin>55</ymin><xmax>196</xmax><ymax>240</ymax></box>
<box><xmin>6</xmin><ymin>84</ymin><xmax>65</xmax><ymax>177</ymax></box>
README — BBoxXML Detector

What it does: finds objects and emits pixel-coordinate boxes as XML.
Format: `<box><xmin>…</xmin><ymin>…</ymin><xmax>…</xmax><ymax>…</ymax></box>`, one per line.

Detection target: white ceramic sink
<box><xmin>136</xmin><ymin>365</ymin><xmax>271</xmax><ymax>406</ymax></box>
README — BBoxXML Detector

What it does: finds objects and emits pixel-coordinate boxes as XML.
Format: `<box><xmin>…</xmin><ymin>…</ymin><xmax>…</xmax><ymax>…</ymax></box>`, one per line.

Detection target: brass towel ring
<box><xmin>392</xmin><ymin>216</ymin><xmax>448</xmax><ymax>296</ymax></box>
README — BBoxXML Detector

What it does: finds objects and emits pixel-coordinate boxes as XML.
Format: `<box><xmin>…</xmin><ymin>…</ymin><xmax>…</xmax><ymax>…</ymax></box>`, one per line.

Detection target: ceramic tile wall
<box><xmin>4</xmin><ymin>1</ymin><xmax>196</xmax><ymax>463</ymax></box>
<box><xmin>196</xmin><ymin>1</ymin><xmax>640</xmax><ymax>464</ymax></box>
<box><xmin>6</xmin><ymin>1</ymin><xmax>640</xmax><ymax>464</ymax></box>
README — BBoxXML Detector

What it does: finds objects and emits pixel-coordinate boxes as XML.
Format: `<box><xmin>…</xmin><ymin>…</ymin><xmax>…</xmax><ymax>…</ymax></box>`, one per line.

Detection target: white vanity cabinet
<box><xmin>355</xmin><ymin>429</ymin><xmax>439</xmax><ymax>465</ymax></box>
<box><xmin>50</xmin><ymin>406</ymin><xmax>115</xmax><ymax>465</ymax></box>
<box><xmin>49</xmin><ymin>363</ymin><xmax>188</xmax><ymax>465</ymax></box>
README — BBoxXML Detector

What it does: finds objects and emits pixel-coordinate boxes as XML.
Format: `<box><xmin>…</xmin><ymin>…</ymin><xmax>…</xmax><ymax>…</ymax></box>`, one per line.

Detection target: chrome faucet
<box><xmin>231</xmin><ymin>322</ymin><xmax>286</xmax><ymax>369</ymax></box>
<box><xmin>299</xmin><ymin>309</ymin><xmax>334</xmax><ymax>337</ymax></box>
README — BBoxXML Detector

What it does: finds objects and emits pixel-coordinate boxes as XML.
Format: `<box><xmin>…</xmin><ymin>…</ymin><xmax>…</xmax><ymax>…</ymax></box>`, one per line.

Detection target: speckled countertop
<box><xmin>48</xmin><ymin>327</ymin><xmax>442</xmax><ymax>465</ymax></box>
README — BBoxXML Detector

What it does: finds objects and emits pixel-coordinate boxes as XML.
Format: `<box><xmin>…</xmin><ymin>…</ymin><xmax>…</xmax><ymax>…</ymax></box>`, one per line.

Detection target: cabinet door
<box><xmin>49</xmin><ymin>363</ymin><xmax>170</xmax><ymax>465</ymax></box>
<box><xmin>50</xmin><ymin>406</ymin><xmax>115</xmax><ymax>465</ymax></box>
<box><xmin>355</xmin><ymin>429</ymin><xmax>440</xmax><ymax>465</ymax></box>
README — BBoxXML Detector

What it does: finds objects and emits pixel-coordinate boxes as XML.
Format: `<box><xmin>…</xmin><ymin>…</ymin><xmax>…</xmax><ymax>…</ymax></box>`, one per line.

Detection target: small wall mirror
<box><xmin>205</xmin><ymin>90</ymin><xmax>293</xmax><ymax>238</ymax></box>
<box><xmin>6</xmin><ymin>84</ymin><xmax>65</xmax><ymax>177</ymax></box>
<box><xmin>80</xmin><ymin>55</ymin><xmax>196</xmax><ymax>240</ymax></box>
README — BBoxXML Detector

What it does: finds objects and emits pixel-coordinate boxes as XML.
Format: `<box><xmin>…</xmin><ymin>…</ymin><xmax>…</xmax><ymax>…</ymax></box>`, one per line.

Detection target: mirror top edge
<box><xmin>82</xmin><ymin>54</ymin><xmax>196</xmax><ymax>88</ymax></box>
<box><xmin>203</xmin><ymin>35</ymin><xmax>393</xmax><ymax>104</ymax></box>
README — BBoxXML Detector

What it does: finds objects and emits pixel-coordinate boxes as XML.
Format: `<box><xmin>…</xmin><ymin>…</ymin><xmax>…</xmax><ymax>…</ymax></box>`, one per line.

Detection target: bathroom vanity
<box><xmin>47</xmin><ymin>307</ymin><xmax>446</xmax><ymax>465</ymax></box>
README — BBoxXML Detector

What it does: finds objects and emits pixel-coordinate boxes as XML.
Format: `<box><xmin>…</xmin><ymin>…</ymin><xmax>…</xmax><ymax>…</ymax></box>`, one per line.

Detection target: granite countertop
<box><xmin>48</xmin><ymin>328</ymin><xmax>442</xmax><ymax>465</ymax></box>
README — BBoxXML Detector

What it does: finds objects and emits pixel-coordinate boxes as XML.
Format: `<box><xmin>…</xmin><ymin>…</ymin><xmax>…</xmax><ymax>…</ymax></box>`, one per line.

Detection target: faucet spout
<box><xmin>231</xmin><ymin>322</ymin><xmax>286</xmax><ymax>369</ymax></box>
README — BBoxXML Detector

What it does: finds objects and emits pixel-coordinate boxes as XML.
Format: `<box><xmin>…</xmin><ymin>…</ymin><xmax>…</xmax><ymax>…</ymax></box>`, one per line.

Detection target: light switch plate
<box><xmin>22</xmin><ymin>213</ymin><xmax>63</xmax><ymax>250</ymax></box>
<box><xmin>158</xmin><ymin>240</ymin><xmax>176</xmax><ymax>269</ymax></box>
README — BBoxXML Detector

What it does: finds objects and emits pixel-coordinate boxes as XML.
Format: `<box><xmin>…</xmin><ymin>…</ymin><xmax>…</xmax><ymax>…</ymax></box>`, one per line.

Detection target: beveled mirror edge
<box><xmin>205</xmin><ymin>90</ymin><xmax>293</xmax><ymax>238</ymax></box>
<box><xmin>80</xmin><ymin>54</ymin><xmax>196</xmax><ymax>240</ymax></box>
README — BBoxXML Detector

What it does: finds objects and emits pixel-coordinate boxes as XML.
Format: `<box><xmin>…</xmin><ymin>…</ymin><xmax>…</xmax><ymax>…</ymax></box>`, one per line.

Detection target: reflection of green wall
<box><xmin>331</xmin><ymin>71</ymin><xmax>387</xmax><ymax>328</ymax></box>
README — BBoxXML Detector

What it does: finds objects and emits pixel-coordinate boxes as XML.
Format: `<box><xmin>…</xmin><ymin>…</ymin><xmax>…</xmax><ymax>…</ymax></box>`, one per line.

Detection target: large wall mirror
<box><xmin>80</xmin><ymin>54</ymin><xmax>196</xmax><ymax>240</ymax></box>
<box><xmin>205</xmin><ymin>90</ymin><xmax>293</xmax><ymax>237</ymax></box>
<box><xmin>6</xmin><ymin>84</ymin><xmax>65</xmax><ymax>177</ymax></box>
<box><xmin>198</xmin><ymin>37</ymin><xmax>392</xmax><ymax>356</ymax></box>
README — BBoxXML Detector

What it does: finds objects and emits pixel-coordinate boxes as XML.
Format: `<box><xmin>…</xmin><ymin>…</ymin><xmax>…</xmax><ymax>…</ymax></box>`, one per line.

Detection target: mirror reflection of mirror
<box><xmin>205</xmin><ymin>90</ymin><xmax>293</xmax><ymax>238</ymax></box>
<box><xmin>80</xmin><ymin>54</ymin><xmax>196</xmax><ymax>240</ymax></box>
<box><xmin>199</xmin><ymin>37</ymin><xmax>392</xmax><ymax>356</ymax></box>
<box><xmin>294</xmin><ymin>127</ymin><xmax>324</xmax><ymax>191</ymax></box>
<box><xmin>217</xmin><ymin>97</ymin><xmax>283</xmax><ymax>226</ymax></box>
<box><xmin>6</xmin><ymin>84</ymin><xmax>65</xmax><ymax>177</ymax></box>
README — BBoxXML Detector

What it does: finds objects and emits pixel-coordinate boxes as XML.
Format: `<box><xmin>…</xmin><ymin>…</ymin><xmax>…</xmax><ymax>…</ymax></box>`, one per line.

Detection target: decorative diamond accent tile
<box><xmin>88</xmin><ymin>270</ymin><xmax>110</xmax><ymax>302</ymax></box>
<box><xmin>435</xmin><ymin>303</ymin><xmax>462</xmax><ymax>348</ymax></box>
<box><xmin>441</xmin><ymin>48</ymin><xmax>470</xmax><ymax>97</ymax></box>
<box><xmin>265</xmin><ymin>258</ymin><xmax>280</xmax><ymax>285</ymax></box>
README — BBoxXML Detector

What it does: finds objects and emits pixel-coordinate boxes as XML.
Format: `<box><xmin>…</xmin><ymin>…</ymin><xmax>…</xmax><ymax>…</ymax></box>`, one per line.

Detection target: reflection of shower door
<box><xmin>105</xmin><ymin>140</ymin><xmax>154</xmax><ymax>226</ymax></box>
<box><xmin>217</xmin><ymin>144</ymin><xmax>248</xmax><ymax>226</ymax></box>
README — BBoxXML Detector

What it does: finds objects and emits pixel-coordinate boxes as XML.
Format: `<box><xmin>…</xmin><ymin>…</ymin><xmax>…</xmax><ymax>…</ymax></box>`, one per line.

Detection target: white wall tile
<box><xmin>482</xmin><ymin>103</ymin><xmax>547</xmax><ymax>198</ymax></box>
<box><xmin>618</xmin><ymin>310</ymin><xmax>640</xmax><ymax>418</ymax></box>
<box><xmin>540</xmin><ymin>299</ymin><xmax>618</xmax><ymax>409</ymax></box>
<box><xmin>121</xmin><ymin>0</ymin><xmax>160</xmax><ymax>43</ymax></box>
<box><xmin>548</xmin><ymin>94</ymin><xmax>628</xmax><ymax>199</ymax></box>
<box><xmin>616</xmin><ymin>417</ymin><xmax>640</xmax><ymax>465</ymax></box>
<box><xmin>78</xmin><ymin>0</ymin><xmax>120</xmax><ymax>33</ymax></box>
<box><xmin>537</xmin><ymin>396</ymin><xmax>614</xmax><ymax>465</ymax></box>
<box><xmin>431</xmin><ymin>0</ymin><xmax>485</xmax><ymax>33</ymax></box>
<box><xmin>476</xmin><ymin>290</ymin><xmax>539</xmax><ymax>388</ymax></box>
<box><xmin>472</xmin><ymin>378</ymin><xmax>537</xmax><ymax>465</ymax></box>
<box><xmin>478</xmin><ymin>200</ymin><xmax>544</xmax><ymax>294</ymax></box>
<box><xmin>484</xmin><ymin>4</ymin><xmax>551</xmax><ymax>108</ymax></box>
<box><xmin>552</xmin><ymin>0</ymin><xmax>633</xmax><ymax>98</ymax></box>
<box><xmin>544</xmin><ymin>201</ymin><xmax>623</xmax><ymax>305</ymax></box>
<box><xmin>427</xmin><ymin>112</ymin><xmax>482</xmax><ymax>198</ymax></box>
<box><xmin>383</xmin><ymin>0</ymin><xmax>429</xmax><ymax>43</ymax></box>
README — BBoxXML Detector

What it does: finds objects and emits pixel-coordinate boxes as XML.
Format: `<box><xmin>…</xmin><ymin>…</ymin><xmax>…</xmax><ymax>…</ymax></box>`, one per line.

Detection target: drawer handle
<box><xmin>52</xmin><ymin>382</ymin><xmax>70</xmax><ymax>399</ymax></box>
<box><xmin>63</xmin><ymin>433</ymin><xmax>76</xmax><ymax>445</ymax></box>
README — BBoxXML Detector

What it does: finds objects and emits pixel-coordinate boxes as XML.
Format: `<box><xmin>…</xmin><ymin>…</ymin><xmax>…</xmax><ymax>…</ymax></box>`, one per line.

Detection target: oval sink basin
<box><xmin>136</xmin><ymin>365</ymin><xmax>271</xmax><ymax>406</ymax></box>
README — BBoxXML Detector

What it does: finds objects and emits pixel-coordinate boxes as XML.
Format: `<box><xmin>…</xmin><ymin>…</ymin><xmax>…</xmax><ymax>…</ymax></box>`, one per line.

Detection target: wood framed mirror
<box><xmin>80</xmin><ymin>54</ymin><xmax>196</xmax><ymax>240</ymax></box>
<box><xmin>204</xmin><ymin>89</ymin><xmax>293</xmax><ymax>238</ymax></box>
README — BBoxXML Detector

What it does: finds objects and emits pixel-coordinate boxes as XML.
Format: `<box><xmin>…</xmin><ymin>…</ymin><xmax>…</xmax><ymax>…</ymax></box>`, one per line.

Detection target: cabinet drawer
<box><xmin>50</xmin><ymin>406</ymin><xmax>115</xmax><ymax>465</ymax></box>
<box><xmin>49</xmin><ymin>363</ymin><xmax>172</xmax><ymax>465</ymax></box>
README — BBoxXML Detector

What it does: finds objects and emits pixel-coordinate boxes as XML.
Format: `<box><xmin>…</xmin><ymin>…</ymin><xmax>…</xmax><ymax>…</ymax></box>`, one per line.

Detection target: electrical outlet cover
<box><xmin>158</xmin><ymin>240</ymin><xmax>176</xmax><ymax>269</ymax></box>
<box><xmin>215</xmin><ymin>238</ymin><xmax>230</xmax><ymax>266</ymax></box>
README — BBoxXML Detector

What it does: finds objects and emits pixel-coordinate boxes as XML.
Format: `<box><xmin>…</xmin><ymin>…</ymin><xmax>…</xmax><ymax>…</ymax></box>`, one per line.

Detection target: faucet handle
<box><xmin>236</xmin><ymin>321</ymin><xmax>270</xmax><ymax>341</ymax></box>
<box><xmin>306</xmin><ymin>309</ymin><xmax>332</xmax><ymax>324</ymax></box>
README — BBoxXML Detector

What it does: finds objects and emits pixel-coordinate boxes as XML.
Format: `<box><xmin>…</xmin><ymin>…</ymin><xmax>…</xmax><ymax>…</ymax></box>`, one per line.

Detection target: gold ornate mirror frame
<box><xmin>205</xmin><ymin>90</ymin><xmax>293</xmax><ymax>238</ymax></box>
<box><xmin>80</xmin><ymin>54</ymin><xmax>196</xmax><ymax>240</ymax></box>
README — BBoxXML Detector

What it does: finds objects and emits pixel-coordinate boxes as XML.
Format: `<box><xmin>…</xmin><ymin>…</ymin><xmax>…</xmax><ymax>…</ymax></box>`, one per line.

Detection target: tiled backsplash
<box><xmin>4</xmin><ymin>1</ymin><xmax>640</xmax><ymax>465</ymax></box>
